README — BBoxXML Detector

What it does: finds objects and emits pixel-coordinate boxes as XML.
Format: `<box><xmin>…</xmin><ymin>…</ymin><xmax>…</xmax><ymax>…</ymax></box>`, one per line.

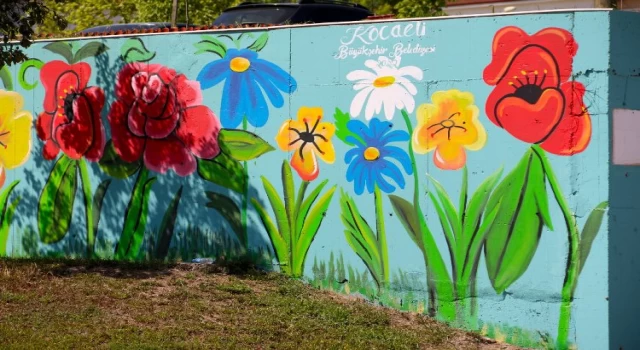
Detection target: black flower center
<box><xmin>63</xmin><ymin>93</ymin><xmax>79</xmax><ymax>121</ymax></box>
<box><xmin>509</xmin><ymin>70</ymin><xmax>548</xmax><ymax>105</ymax></box>
<box><xmin>289</xmin><ymin>117</ymin><xmax>328</xmax><ymax>161</ymax></box>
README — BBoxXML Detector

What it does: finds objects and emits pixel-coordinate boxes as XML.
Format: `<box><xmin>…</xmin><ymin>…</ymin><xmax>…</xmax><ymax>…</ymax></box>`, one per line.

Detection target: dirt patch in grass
<box><xmin>0</xmin><ymin>259</ymin><xmax>521</xmax><ymax>349</ymax></box>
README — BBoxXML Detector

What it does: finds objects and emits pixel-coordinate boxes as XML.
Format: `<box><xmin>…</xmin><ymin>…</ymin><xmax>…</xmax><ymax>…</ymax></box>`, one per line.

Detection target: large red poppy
<box><xmin>483</xmin><ymin>26</ymin><xmax>591</xmax><ymax>155</ymax></box>
<box><xmin>108</xmin><ymin>63</ymin><xmax>221</xmax><ymax>176</ymax></box>
<box><xmin>36</xmin><ymin>61</ymin><xmax>106</xmax><ymax>161</ymax></box>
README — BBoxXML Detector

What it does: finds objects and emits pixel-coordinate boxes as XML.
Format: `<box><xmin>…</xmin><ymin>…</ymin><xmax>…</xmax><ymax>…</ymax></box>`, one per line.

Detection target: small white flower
<box><xmin>346</xmin><ymin>56</ymin><xmax>423</xmax><ymax>120</ymax></box>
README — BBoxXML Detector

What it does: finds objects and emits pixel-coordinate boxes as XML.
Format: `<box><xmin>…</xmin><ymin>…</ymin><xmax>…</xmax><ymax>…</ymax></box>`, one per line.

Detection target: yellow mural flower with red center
<box><xmin>412</xmin><ymin>89</ymin><xmax>486</xmax><ymax>170</ymax></box>
<box><xmin>0</xmin><ymin>90</ymin><xmax>33</xmax><ymax>187</ymax></box>
<box><xmin>276</xmin><ymin>107</ymin><xmax>336</xmax><ymax>181</ymax></box>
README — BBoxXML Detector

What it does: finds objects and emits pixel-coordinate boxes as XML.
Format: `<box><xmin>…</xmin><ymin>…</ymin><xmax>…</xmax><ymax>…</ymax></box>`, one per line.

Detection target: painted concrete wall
<box><xmin>0</xmin><ymin>10</ymin><xmax>633</xmax><ymax>349</ymax></box>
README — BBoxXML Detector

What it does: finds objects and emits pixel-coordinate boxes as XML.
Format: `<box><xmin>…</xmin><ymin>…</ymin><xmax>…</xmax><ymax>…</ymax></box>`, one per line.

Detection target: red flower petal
<box><xmin>127</xmin><ymin>102</ymin><xmax>147</xmax><ymax>137</ymax></box>
<box><xmin>495</xmin><ymin>88</ymin><xmax>565</xmax><ymax>144</ymax></box>
<box><xmin>144</xmin><ymin>136</ymin><xmax>196</xmax><ymax>176</ymax></box>
<box><xmin>174</xmin><ymin>74</ymin><xmax>203</xmax><ymax>108</ymax></box>
<box><xmin>148</xmin><ymin>64</ymin><xmax>177</xmax><ymax>84</ymax></box>
<box><xmin>540</xmin><ymin>82</ymin><xmax>591</xmax><ymax>155</ymax></box>
<box><xmin>484</xmin><ymin>26</ymin><xmax>577</xmax><ymax>86</ymax></box>
<box><xmin>109</xmin><ymin>100</ymin><xmax>145</xmax><ymax>163</ymax></box>
<box><xmin>176</xmin><ymin>106</ymin><xmax>221</xmax><ymax>159</ymax></box>
<box><xmin>54</xmin><ymin>94</ymin><xmax>95</xmax><ymax>159</ymax></box>
<box><xmin>42</xmin><ymin>139</ymin><xmax>60</xmax><ymax>160</ymax></box>
<box><xmin>115</xmin><ymin>63</ymin><xmax>143</xmax><ymax>105</ymax></box>
<box><xmin>36</xmin><ymin>112</ymin><xmax>53</xmax><ymax>141</ymax></box>
<box><xmin>83</xmin><ymin>87</ymin><xmax>106</xmax><ymax>162</ymax></box>
<box><xmin>40</xmin><ymin>61</ymin><xmax>91</xmax><ymax>114</ymax></box>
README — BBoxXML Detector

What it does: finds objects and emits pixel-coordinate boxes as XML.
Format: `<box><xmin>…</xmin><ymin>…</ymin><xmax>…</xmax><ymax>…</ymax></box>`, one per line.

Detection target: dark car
<box><xmin>79</xmin><ymin>22</ymin><xmax>191</xmax><ymax>34</ymax></box>
<box><xmin>213</xmin><ymin>0</ymin><xmax>373</xmax><ymax>26</ymax></box>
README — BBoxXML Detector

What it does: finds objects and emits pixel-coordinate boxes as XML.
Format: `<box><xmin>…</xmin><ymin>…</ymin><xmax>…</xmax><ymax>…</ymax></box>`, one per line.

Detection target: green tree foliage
<box><xmin>0</xmin><ymin>0</ymin><xmax>66</xmax><ymax>66</ymax></box>
<box><xmin>39</xmin><ymin>0</ymin><xmax>450</xmax><ymax>35</ymax></box>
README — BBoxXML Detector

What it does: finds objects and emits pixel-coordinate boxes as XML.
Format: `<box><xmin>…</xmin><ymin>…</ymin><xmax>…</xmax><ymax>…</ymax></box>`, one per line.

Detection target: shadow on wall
<box><xmin>6</xmin><ymin>41</ymin><xmax>274</xmax><ymax>269</ymax></box>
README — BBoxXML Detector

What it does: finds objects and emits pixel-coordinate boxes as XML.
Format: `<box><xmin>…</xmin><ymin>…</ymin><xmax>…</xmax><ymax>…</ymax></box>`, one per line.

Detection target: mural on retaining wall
<box><xmin>0</xmin><ymin>13</ymin><xmax>612</xmax><ymax>350</ymax></box>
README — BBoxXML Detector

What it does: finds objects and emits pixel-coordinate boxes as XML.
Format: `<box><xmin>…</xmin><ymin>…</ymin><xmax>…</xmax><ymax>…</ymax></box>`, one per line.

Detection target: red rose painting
<box><xmin>108</xmin><ymin>63</ymin><xmax>221</xmax><ymax>176</ymax></box>
<box><xmin>483</xmin><ymin>26</ymin><xmax>591</xmax><ymax>155</ymax></box>
<box><xmin>36</xmin><ymin>60</ymin><xmax>106</xmax><ymax>161</ymax></box>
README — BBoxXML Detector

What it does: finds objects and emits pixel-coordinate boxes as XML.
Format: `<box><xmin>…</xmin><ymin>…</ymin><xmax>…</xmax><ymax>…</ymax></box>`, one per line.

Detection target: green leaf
<box><xmin>43</xmin><ymin>42</ymin><xmax>74</xmax><ymax>63</ymax></box>
<box><xmin>293</xmin><ymin>186</ymin><xmax>336</xmax><ymax>276</ymax></box>
<box><xmin>483</xmin><ymin>149</ymin><xmax>552</xmax><ymax>293</ymax></box>
<box><xmin>205</xmin><ymin>191</ymin><xmax>245</xmax><ymax>247</ymax></box>
<box><xmin>121</xmin><ymin>38</ymin><xmax>156</xmax><ymax>63</ymax></box>
<box><xmin>295</xmin><ymin>180</ymin><xmax>327</xmax><ymax>236</ymax></box>
<box><xmin>219</xmin><ymin>129</ymin><xmax>275</xmax><ymax>161</ymax></box>
<box><xmin>252</xmin><ymin>198</ymin><xmax>289</xmax><ymax>274</ymax></box>
<box><xmin>333</xmin><ymin>108</ymin><xmax>361</xmax><ymax>146</ymax></box>
<box><xmin>0</xmin><ymin>66</ymin><xmax>13</xmax><ymax>91</ymax></box>
<box><xmin>115</xmin><ymin>168</ymin><xmax>155</xmax><ymax>260</ymax></box>
<box><xmin>388</xmin><ymin>195</ymin><xmax>422</xmax><ymax>250</ymax></box>
<box><xmin>261</xmin><ymin>176</ymin><xmax>290</xmax><ymax>252</ymax></box>
<box><xmin>194</xmin><ymin>35</ymin><xmax>227</xmax><ymax>58</ymax></box>
<box><xmin>73</xmin><ymin>42</ymin><xmax>109</xmax><ymax>63</ymax></box>
<box><xmin>91</xmin><ymin>179</ymin><xmax>111</xmax><ymax>240</ymax></box>
<box><xmin>459</xmin><ymin>166</ymin><xmax>468</xmax><ymax>222</ymax></box>
<box><xmin>339</xmin><ymin>190</ymin><xmax>382</xmax><ymax>288</ymax></box>
<box><xmin>156</xmin><ymin>187</ymin><xmax>183</xmax><ymax>260</ymax></box>
<box><xmin>0</xmin><ymin>181</ymin><xmax>20</xmax><ymax>256</ymax></box>
<box><xmin>578</xmin><ymin>201</ymin><xmax>608</xmax><ymax>276</ymax></box>
<box><xmin>282</xmin><ymin>161</ymin><xmax>296</xmax><ymax>249</ymax></box>
<box><xmin>197</xmin><ymin>152</ymin><xmax>246</xmax><ymax>193</ymax></box>
<box><xmin>18</xmin><ymin>59</ymin><xmax>43</xmax><ymax>91</ymax></box>
<box><xmin>247</xmin><ymin>32</ymin><xmax>269</xmax><ymax>52</ymax></box>
<box><xmin>98</xmin><ymin>140</ymin><xmax>141</xmax><ymax>179</ymax></box>
<box><xmin>428</xmin><ymin>191</ymin><xmax>456</xmax><ymax>270</ymax></box>
<box><xmin>426</xmin><ymin>174</ymin><xmax>461</xmax><ymax>239</ymax></box>
<box><xmin>38</xmin><ymin>156</ymin><xmax>78</xmax><ymax>244</ymax></box>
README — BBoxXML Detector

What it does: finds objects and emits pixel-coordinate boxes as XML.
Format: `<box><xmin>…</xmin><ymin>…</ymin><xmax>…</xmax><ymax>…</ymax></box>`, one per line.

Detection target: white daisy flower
<box><xmin>346</xmin><ymin>56</ymin><xmax>423</xmax><ymax>120</ymax></box>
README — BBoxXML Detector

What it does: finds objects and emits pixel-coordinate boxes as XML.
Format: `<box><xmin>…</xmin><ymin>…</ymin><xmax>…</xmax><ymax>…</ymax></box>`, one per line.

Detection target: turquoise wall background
<box><xmin>0</xmin><ymin>10</ymin><xmax>630</xmax><ymax>349</ymax></box>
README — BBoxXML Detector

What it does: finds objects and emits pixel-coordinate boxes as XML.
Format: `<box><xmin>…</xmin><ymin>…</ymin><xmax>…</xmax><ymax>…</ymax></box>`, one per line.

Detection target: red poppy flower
<box><xmin>483</xmin><ymin>26</ymin><xmax>591</xmax><ymax>155</ymax></box>
<box><xmin>108</xmin><ymin>63</ymin><xmax>221</xmax><ymax>176</ymax></box>
<box><xmin>36</xmin><ymin>60</ymin><xmax>106</xmax><ymax>161</ymax></box>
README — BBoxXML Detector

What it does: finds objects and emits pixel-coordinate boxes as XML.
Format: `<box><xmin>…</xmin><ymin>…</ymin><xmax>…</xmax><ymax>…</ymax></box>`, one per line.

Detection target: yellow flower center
<box><xmin>230</xmin><ymin>57</ymin><xmax>251</xmax><ymax>73</ymax></box>
<box><xmin>373</xmin><ymin>76</ymin><xmax>395</xmax><ymax>88</ymax></box>
<box><xmin>364</xmin><ymin>147</ymin><xmax>380</xmax><ymax>161</ymax></box>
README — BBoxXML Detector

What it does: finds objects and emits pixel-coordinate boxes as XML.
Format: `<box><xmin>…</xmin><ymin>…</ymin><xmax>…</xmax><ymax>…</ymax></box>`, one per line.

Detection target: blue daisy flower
<box><xmin>344</xmin><ymin>118</ymin><xmax>413</xmax><ymax>195</ymax></box>
<box><xmin>196</xmin><ymin>48</ymin><xmax>297</xmax><ymax>128</ymax></box>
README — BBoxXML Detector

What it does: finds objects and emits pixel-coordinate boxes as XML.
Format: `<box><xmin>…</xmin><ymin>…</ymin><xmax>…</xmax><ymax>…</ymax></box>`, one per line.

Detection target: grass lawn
<box><xmin>0</xmin><ymin>259</ymin><xmax>518</xmax><ymax>349</ymax></box>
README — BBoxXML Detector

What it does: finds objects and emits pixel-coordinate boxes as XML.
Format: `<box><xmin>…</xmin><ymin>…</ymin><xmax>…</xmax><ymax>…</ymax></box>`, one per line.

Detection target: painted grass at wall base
<box><xmin>2</xmin><ymin>10</ymin><xmax>633</xmax><ymax>350</ymax></box>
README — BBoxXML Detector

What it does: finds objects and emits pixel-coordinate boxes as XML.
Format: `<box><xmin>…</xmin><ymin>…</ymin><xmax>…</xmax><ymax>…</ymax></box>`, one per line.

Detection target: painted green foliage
<box><xmin>253</xmin><ymin>161</ymin><xmax>336</xmax><ymax>277</ymax></box>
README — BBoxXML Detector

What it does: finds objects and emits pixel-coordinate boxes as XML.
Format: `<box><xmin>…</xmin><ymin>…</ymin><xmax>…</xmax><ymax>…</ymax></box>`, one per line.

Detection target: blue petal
<box><xmin>348</xmin><ymin>159</ymin><xmax>367</xmax><ymax>195</ymax></box>
<box><xmin>244</xmin><ymin>72</ymin><xmax>269</xmax><ymax>127</ymax></box>
<box><xmin>382</xmin><ymin>146</ymin><xmax>413</xmax><ymax>175</ymax></box>
<box><xmin>196</xmin><ymin>60</ymin><xmax>229</xmax><ymax>90</ymax></box>
<box><xmin>379</xmin><ymin>129</ymin><xmax>410</xmax><ymax>145</ymax></box>
<box><xmin>369</xmin><ymin>118</ymin><xmax>393</xmax><ymax>139</ymax></box>
<box><xmin>364</xmin><ymin>164</ymin><xmax>376</xmax><ymax>194</ymax></box>
<box><xmin>374</xmin><ymin>170</ymin><xmax>396</xmax><ymax>193</ymax></box>
<box><xmin>253</xmin><ymin>70</ymin><xmax>284</xmax><ymax>108</ymax></box>
<box><xmin>237</xmin><ymin>48</ymin><xmax>258</xmax><ymax>60</ymax></box>
<box><xmin>344</xmin><ymin>147</ymin><xmax>363</xmax><ymax>164</ymax></box>
<box><xmin>221</xmin><ymin>73</ymin><xmax>246</xmax><ymax>128</ymax></box>
<box><xmin>225</xmin><ymin>48</ymin><xmax>241</xmax><ymax>58</ymax></box>
<box><xmin>379</xmin><ymin>161</ymin><xmax>406</xmax><ymax>190</ymax></box>
<box><xmin>253</xmin><ymin>59</ymin><xmax>297</xmax><ymax>93</ymax></box>
<box><xmin>346</xmin><ymin>119</ymin><xmax>374</xmax><ymax>142</ymax></box>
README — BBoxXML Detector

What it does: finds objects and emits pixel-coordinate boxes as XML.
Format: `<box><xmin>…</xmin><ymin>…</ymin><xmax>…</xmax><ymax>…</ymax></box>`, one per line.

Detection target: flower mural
<box><xmin>197</xmin><ymin>48</ymin><xmax>297</xmax><ymax>128</ymax></box>
<box><xmin>275</xmin><ymin>107</ymin><xmax>336</xmax><ymax>181</ymax></box>
<box><xmin>35</xmin><ymin>61</ymin><xmax>105</xmax><ymax>161</ymax></box>
<box><xmin>412</xmin><ymin>90</ymin><xmax>486</xmax><ymax>170</ymax></box>
<box><xmin>347</xmin><ymin>56</ymin><xmax>423</xmax><ymax>121</ymax></box>
<box><xmin>483</xmin><ymin>26</ymin><xmax>591</xmax><ymax>155</ymax></box>
<box><xmin>0</xmin><ymin>90</ymin><xmax>33</xmax><ymax>187</ymax></box>
<box><xmin>109</xmin><ymin>63</ymin><xmax>221</xmax><ymax>176</ymax></box>
<box><xmin>344</xmin><ymin>118</ymin><xmax>413</xmax><ymax>195</ymax></box>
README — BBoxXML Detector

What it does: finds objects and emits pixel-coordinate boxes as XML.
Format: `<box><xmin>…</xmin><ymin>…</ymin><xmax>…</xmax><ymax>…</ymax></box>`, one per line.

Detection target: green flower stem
<box><xmin>401</xmin><ymin>110</ymin><xmax>456</xmax><ymax>321</ymax></box>
<box><xmin>532</xmin><ymin>145</ymin><xmax>579</xmax><ymax>349</ymax></box>
<box><xmin>373</xmin><ymin>184</ymin><xmax>389</xmax><ymax>286</ymax></box>
<box><xmin>78</xmin><ymin>158</ymin><xmax>95</xmax><ymax>258</ymax></box>
<box><xmin>241</xmin><ymin>117</ymin><xmax>249</xmax><ymax>249</ymax></box>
